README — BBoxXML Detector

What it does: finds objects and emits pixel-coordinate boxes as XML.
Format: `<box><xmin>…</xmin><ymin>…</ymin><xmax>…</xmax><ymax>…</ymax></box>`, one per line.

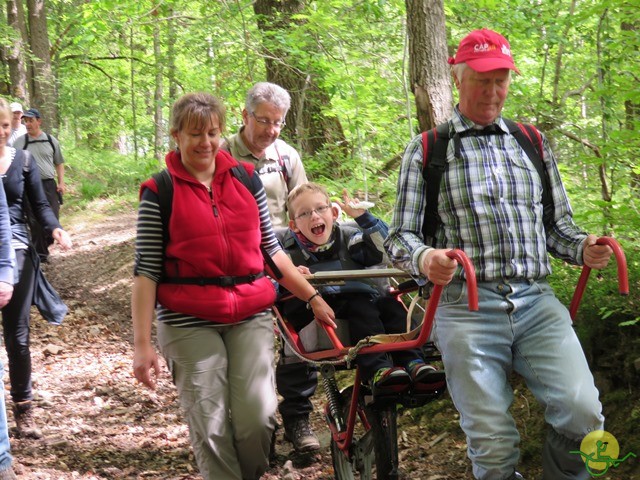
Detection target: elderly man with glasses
<box><xmin>223</xmin><ymin>82</ymin><xmax>307</xmax><ymax>228</ymax></box>
<box><xmin>222</xmin><ymin>82</ymin><xmax>320</xmax><ymax>455</ymax></box>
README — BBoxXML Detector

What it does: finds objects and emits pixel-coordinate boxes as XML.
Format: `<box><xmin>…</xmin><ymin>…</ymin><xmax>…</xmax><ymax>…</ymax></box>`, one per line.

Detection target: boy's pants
<box><xmin>283</xmin><ymin>293</ymin><xmax>422</xmax><ymax>383</ymax></box>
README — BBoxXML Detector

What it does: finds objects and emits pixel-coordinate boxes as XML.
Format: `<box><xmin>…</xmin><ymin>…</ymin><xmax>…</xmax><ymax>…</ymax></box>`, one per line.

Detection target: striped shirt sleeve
<box><xmin>133</xmin><ymin>188</ymin><xmax>164</xmax><ymax>283</ymax></box>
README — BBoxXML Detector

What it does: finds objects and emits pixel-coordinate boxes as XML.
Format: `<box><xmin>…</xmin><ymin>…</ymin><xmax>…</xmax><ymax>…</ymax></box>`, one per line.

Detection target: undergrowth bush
<box><xmin>64</xmin><ymin>147</ymin><xmax>161</xmax><ymax>210</ymax></box>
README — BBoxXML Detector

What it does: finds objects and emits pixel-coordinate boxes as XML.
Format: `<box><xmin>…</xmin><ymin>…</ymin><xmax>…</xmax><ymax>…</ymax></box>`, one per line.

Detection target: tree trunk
<box><xmin>622</xmin><ymin>21</ymin><xmax>640</xmax><ymax>194</ymax></box>
<box><xmin>152</xmin><ymin>3</ymin><xmax>164</xmax><ymax>164</ymax></box>
<box><xmin>5</xmin><ymin>0</ymin><xmax>30</xmax><ymax>102</ymax></box>
<box><xmin>25</xmin><ymin>0</ymin><xmax>57</xmax><ymax>131</ymax></box>
<box><xmin>129</xmin><ymin>26</ymin><xmax>138</xmax><ymax>162</ymax></box>
<box><xmin>253</xmin><ymin>0</ymin><xmax>348</xmax><ymax>158</ymax></box>
<box><xmin>405</xmin><ymin>0</ymin><xmax>452</xmax><ymax>131</ymax></box>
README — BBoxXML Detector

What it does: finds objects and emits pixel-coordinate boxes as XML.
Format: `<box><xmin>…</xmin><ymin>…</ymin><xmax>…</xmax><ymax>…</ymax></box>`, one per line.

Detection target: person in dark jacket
<box><xmin>0</xmin><ymin>98</ymin><xmax>72</xmax><ymax>441</ymax></box>
<box><xmin>0</xmin><ymin>101</ymin><xmax>18</xmax><ymax>479</ymax></box>
<box><xmin>280</xmin><ymin>182</ymin><xmax>445</xmax><ymax>396</ymax></box>
<box><xmin>131</xmin><ymin>92</ymin><xmax>335</xmax><ymax>480</ymax></box>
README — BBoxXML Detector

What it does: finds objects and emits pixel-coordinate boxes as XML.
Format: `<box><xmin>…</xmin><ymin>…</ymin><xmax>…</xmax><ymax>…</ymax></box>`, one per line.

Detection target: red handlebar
<box><xmin>275</xmin><ymin>249</ymin><xmax>478</xmax><ymax>362</ymax></box>
<box><xmin>444</xmin><ymin>249</ymin><xmax>479</xmax><ymax>311</ymax></box>
<box><xmin>568</xmin><ymin>237</ymin><xmax>628</xmax><ymax>321</ymax></box>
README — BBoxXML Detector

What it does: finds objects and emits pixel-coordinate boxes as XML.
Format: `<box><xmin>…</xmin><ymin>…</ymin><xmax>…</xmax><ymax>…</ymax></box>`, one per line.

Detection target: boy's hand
<box><xmin>297</xmin><ymin>265</ymin><xmax>311</xmax><ymax>275</ymax></box>
<box><xmin>337</xmin><ymin>188</ymin><xmax>371</xmax><ymax>219</ymax></box>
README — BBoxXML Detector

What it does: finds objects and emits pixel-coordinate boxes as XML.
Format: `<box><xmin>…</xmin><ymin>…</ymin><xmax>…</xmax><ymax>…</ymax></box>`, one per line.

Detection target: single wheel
<box><xmin>330</xmin><ymin>386</ymin><xmax>375</xmax><ymax>479</ymax></box>
<box><xmin>367</xmin><ymin>402</ymin><xmax>400</xmax><ymax>480</ymax></box>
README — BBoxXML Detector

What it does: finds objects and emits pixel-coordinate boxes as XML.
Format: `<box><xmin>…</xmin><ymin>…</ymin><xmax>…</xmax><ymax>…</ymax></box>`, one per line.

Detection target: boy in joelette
<box><xmin>278</xmin><ymin>182</ymin><xmax>444</xmax><ymax>397</ymax></box>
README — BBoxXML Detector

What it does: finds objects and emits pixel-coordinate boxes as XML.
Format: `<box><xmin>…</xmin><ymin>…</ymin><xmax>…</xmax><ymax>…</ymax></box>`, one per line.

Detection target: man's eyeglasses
<box><xmin>250</xmin><ymin>112</ymin><xmax>286</xmax><ymax>129</ymax></box>
<box><xmin>293</xmin><ymin>205</ymin><xmax>331</xmax><ymax>221</ymax></box>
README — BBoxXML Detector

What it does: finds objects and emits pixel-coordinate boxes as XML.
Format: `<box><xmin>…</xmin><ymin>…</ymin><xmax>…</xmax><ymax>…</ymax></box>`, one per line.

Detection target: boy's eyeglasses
<box><xmin>250</xmin><ymin>112</ymin><xmax>286</xmax><ymax>129</ymax></box>
<box><xmin>293</xmin><ymin>205</ymin><xmax>331</xmax><ymax>221</ymax></box>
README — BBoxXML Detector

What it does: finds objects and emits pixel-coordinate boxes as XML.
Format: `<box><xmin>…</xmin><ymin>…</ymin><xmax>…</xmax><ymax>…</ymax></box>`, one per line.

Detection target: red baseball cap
<box><xmin>448</xmin><ymin>28</ymin><xmax>520</xmax><ymax>74</ymax></box>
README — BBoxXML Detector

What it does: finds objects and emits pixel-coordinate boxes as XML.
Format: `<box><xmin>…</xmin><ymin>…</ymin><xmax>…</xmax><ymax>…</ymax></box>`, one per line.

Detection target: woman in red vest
<box><xmin>131</xmin><ymin>92</ymin><xmax>335</xmax><ymax>480</ymax></box>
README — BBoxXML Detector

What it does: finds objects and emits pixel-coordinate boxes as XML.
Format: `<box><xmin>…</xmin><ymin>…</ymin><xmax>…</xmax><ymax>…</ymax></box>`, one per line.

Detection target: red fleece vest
<box><xmin>142</xmin><ymin>150</ymin><xmax>276</xmax><ymax>323</ymax></box>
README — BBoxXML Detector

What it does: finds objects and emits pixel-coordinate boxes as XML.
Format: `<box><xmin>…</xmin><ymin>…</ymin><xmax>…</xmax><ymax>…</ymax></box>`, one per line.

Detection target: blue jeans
<box><xmin>0</xmin><ymin>360</ymin><xmax>13</xmax><ymax>471</ymax></box>
<box><xmin>433</xmin><ymin>279</ymin><xmax>602</xmax><ymax>480</ymax></box>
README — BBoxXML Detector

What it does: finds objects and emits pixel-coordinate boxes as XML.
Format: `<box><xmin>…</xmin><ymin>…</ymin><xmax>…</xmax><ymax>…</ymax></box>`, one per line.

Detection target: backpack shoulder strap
<box><xmin>504</xmin><ymin>119</ymin><xmax>553</xmax><ymax>231</ymax></box>
<box><xmin>273</xmin><ymin>142</ymin><xmax>290</xmax><ymax>185</ymax></box>
<box><xmin>22</xmin><ymin>133</ymin><xmax>56</xmax><ymax>156</ymax></box>
<box><xmin>151</xmin><ymin>169</ymin><xmax>173</xmax><ymax>247</ymax></box>
<box><xmin>230</xmin><ymin>162</ymin><xmax>283</xmax><ymax>279</ymax></box>
<box><xmin>421</xmin><ymin>122</ymin><xmax>451</xmax><ymax>241</ymax></box>
<box><xmin>46</xmin><ymin>133</ymin><xmax>56</xmax><ymax>156</ymax></box>
<box><xmin>230</xmin><ymin>163</ymin><xmax>257</xmax><ymax>195</ymax></box>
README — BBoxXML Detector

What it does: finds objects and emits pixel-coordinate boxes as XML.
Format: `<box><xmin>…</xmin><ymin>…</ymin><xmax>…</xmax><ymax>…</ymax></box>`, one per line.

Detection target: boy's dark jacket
<box><xmin>278</xmin><ymin>211</ymin><xmax>388</xmax><ymax>299</ymax></box>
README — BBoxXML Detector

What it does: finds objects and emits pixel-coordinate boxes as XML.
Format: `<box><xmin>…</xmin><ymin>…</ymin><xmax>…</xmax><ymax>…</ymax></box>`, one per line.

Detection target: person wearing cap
<box><xmin>12</xmin><ymin>108</ymin><xmax>66</xmax><ymax>263</ymax></box>
<box><xmin>385</xmin><ymin>28</ymin><xmax>612</xmax><ymax>480</ymax></box>
<box><xmin>7</xmin><ymin>103</ymin><xmax>26</xmax><ymax>147</ymax></box>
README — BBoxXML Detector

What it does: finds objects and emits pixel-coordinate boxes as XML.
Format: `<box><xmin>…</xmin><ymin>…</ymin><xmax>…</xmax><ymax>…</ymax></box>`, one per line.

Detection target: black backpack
<box><xmin>151</xmin><ymin>164</ymin><xmax>282</xmax><ymax>279</ymax></box>
<box><xmin>420</xmin><ymin>119</ymin><xmax>552</xmax><ymax>242</ymax></box>
<box><xmin>22</xmin><ymin>132</ymin><xmax>56</xmax><ymax>156</ymax></box>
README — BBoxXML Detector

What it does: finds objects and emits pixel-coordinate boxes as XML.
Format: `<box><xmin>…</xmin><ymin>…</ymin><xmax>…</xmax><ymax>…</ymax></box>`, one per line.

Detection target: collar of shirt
<box><xmin>231</xmin><ymin>127</ymin><xmax>280</xmax><ymax>164</ymax></box>
<box><xmin>452</xmin><ymin>107</ymin><xmax>507</xmax><ymax>136</ymax></box>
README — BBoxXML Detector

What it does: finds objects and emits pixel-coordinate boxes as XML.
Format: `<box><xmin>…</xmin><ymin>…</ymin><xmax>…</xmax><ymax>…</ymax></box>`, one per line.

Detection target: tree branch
<box><xmin>560</xmin><ymin>73</ymin><xmax>598</xmax><ymax>105</ymax></box>
<box><xmin>61</xmin><ymin>54</ymin><xmax>154</xmax><ymax>67</ymax></box>
<box><xmin>556</xmin><ymin>127</ymin><xmax>601</xmax><ymax>157</ymax></box>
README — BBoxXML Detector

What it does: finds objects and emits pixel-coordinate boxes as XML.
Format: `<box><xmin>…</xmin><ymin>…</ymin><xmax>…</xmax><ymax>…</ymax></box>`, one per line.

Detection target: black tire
<box><xmin>330</xmin><ymin>386</ymin><xmax>375</xmax><ymax>479</ymax></box>
<box><xmin>367</xmin><ymin>402</ymin><xmax>399</xmax><ymax>480</ymax></box>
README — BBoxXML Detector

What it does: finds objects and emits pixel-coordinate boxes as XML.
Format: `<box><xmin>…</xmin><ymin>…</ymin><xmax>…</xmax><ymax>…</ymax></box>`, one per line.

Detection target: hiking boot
<box><xmin>0</xmin><ymin>467</ymin><xmax>17</xmax><ymax>480</ymax></box>
<box><xmin>506</xmin><ymin>473</ymin><xmax>525</xmax><ymax>480</ymax></box>
<box><xmin>370</xmin><ymin>366</ymin><xmax>411</xmax><ymax>397</ymax></box>
<box><xmin>406</xmin><ymin>360</ymin><xmax>446</xmax><ymax>393</ymax></box>
<box><xmin>283</xmin><ymin>416</ymin><xmax>320</xmax><ymax>453</ymax></box>
<box><xmin>13</xmin><ymin>401</ymin><xmax>43</xmax><ymax>439</ymax></box>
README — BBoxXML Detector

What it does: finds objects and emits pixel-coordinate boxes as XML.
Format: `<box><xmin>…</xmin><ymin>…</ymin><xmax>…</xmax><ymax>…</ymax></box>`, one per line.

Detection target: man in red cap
<box><xmin>385</xmin><ymin>29</ymin><xmax>612</xmax><ymax>480</ymax></box>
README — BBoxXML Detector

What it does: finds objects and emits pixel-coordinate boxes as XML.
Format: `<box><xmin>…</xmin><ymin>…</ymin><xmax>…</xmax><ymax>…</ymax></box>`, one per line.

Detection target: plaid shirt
<box><xmin>384</xmin><ymin>108</ymin><xmax>587</xmax><ymax>282</ymax></box>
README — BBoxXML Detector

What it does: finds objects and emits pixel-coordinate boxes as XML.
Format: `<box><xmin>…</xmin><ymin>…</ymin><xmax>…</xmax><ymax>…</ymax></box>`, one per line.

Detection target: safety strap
<box><xmin>162</xmin><ymin>271</ymin><xmax>265</xmax><ymax>286</ymax></box>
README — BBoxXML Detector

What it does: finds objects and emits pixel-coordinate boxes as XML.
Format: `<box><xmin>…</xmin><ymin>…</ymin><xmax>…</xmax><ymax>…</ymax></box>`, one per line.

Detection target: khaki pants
<box><xmin>158</xmin><ymin>311</ymin><xmax>277</xmax><ymax>480</ymax></box>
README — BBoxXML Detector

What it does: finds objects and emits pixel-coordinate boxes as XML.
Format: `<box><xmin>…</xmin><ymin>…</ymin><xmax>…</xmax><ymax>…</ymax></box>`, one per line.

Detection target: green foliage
<box><xmin>64</xmin><ymin>147</ymin><xmax>157</xmax><ymax>211</ymax></box>
<box><xmin>6</xmin><ymin>0</ymin><xmax>637</xmax><ymax>335</ymax></box>
<box><xmin>404</xmin><ymin>395</ymin><xmax>460</xmax><ymax>436</ymax></box>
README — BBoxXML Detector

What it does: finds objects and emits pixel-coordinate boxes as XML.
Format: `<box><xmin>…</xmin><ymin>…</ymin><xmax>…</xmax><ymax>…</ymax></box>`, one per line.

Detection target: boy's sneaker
<box><xmin>371</xmin><ymin>366</ymin><xmax>411</xmax><ymax>396</ymax></box>
<box><xmin>283</xmin><ymin>415</ymin><xmax>320</xmax><ymax>453</ymax></box>
<box><xmin>406</xmin><ymin>361</ymin><xmax>446</xmax><ymax>393</ymax></box>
